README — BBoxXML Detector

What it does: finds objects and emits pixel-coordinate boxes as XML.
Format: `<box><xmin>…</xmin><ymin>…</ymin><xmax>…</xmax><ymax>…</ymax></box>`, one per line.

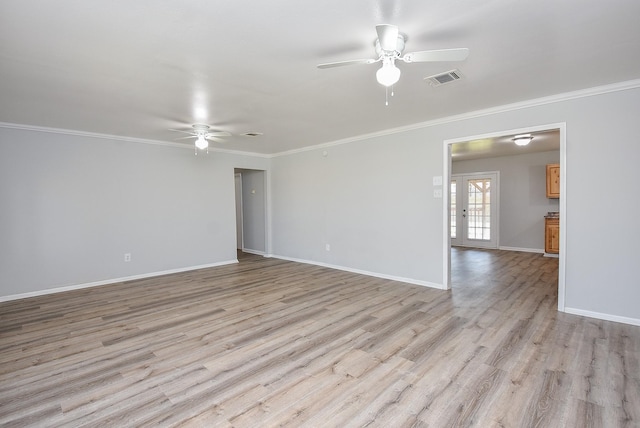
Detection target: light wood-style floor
<box><xmin>1</xmin><ymin>248</ymin><xmax>639</xmax><ymax>427</ymax></box>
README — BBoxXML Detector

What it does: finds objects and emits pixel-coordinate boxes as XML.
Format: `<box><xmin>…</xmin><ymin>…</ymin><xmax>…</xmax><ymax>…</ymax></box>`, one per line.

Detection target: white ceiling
<box><xmin>1</xmin><ymin>1</ymin><xmax>639</xmax><ymax>155</ymax></box>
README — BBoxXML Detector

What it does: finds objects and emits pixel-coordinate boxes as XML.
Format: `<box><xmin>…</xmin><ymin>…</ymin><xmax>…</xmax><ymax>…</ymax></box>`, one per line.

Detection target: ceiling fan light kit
<box><xmin>376</xmin><ymin>58</ymin><xmax>401</xmax><ymax>86</ymax></box>
<box><xmin>195</xmin><ymin>135</ymin><xmax>209</xmax><ymax>150</ymax></box>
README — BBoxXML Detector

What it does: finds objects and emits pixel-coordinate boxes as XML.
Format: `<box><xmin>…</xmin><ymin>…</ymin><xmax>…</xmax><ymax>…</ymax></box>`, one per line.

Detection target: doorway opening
<box><xmin>442</xmin><ymin>123</ymin><xmax>566</xmax><ymax>311</ymax></box>
<box><xmin>234</xmin><ymin>168</ymin><xmax>268</xmax><ymax>259</ymax></box>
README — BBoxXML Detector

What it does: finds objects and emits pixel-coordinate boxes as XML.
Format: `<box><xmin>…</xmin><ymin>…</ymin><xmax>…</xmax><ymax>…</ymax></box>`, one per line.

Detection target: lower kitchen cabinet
<box><xmin>545</xmin><ymin>217</ymin><xmax>559</xmax><ymax>254</ymax></box>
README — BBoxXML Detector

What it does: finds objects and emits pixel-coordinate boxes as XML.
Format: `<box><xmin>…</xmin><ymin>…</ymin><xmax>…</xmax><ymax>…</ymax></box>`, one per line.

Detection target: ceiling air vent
<box><xmin>425</xmin><ymin>69</ymin><xmax>463</xmax><ymax>86</ymax></box>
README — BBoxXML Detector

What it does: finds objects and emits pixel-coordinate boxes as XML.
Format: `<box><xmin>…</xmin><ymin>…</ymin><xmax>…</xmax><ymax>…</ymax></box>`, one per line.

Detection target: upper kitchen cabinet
<box><xmin>546</xmin><ymin>163</ymin><xmax>560</xmax><ymax>198</ymax></box>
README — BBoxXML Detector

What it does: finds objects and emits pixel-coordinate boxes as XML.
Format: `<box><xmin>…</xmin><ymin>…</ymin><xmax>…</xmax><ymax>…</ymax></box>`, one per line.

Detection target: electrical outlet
<box><xmin>325</xmin><ymin>244</ymin><xmax>330</xmax><ymax>251</ymax></box>
<box><xmin>124</xmin><ymin>253</ymin><xmax>131</xmax><ymax>262</ymax></box>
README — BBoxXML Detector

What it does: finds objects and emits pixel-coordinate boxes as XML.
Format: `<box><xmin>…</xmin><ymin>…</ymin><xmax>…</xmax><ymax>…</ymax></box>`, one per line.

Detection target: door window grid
<box><xmin>450</xmin><ymin>181</ymin><xmax>457</xmax><ymax>239</ymax></box>
<box><xmin>467</xmin><ymin>179</ymin><xmax>491</xmax><ymax>240</ymax></box>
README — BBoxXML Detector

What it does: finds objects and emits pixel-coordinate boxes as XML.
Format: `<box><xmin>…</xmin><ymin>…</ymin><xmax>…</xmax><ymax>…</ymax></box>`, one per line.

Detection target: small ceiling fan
<box><xmin>317</xmin><ymin>24</ymin><xmax>469</xmax><ymax>87</ymax></box>
<box><xmin>169</xmin><ymin>124</ymin><xmax>232</xmax><ymax>153</ymax></box>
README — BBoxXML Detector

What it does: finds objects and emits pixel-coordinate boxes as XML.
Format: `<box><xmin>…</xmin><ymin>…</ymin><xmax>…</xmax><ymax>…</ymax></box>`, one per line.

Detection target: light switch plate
<box><xmin>434</xmin><ymin>189</ymin><xmax>443</xmax><ymax>198</ymax></box>
<box><xmin>433</xmin><ymin>176</ymin><xmax>443</xmax><ymax>186</ymax></box>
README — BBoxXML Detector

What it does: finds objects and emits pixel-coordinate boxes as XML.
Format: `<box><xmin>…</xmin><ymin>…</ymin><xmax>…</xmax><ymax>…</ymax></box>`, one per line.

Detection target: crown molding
<box><xmin>272</xmin><ymin>78</ymin><xmax>640</xmax><ymax>157</ymax></box>
<box><xmin>2</xmin><ymin>79</ymin><xmax>639</xmax><ymax>159</ymax></box>
<box><xmin>0</xmin><ymin>122</ymin><xmax>271</xmax><ymax>158</ymax></box>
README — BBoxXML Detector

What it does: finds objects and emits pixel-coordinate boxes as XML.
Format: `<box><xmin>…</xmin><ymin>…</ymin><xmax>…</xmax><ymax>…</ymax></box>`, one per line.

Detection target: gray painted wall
<box><xmin>453</xmin><ymin>150</ymin><xmax>560</xmax><ymax>251</ymax></box>
<box><xmin>272</xmin><ymin>130</ymin><xmax>445</xmax><ymax>284</ymax></box>
<box><xmin>0</xmin><ymin>128</ymin><xmax>269</xmax><ymax>297</ymax></box>
<box><xmin>272</xmin><ymin>86</ymin><xmax>640</xmax><ymax>321</ymax></box>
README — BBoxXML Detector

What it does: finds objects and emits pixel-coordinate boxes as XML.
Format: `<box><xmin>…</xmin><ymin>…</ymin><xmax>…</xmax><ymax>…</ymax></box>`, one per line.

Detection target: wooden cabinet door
<box><xmin>545</xmin><ymin>218</ymin><xmax>560</xmax><ymax>254</ymax></box>
<box><xmin>546</xmin><ymin>164</ymin><xmax>560</xmax><ymax>198</ymax></box>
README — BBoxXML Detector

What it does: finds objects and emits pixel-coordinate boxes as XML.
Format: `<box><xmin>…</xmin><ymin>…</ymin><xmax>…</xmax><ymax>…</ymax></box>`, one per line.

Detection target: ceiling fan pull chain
<box><xmin>385</xmin><ymin>87</ymin><xmax>389</xmax><ymax>106</ymax></box>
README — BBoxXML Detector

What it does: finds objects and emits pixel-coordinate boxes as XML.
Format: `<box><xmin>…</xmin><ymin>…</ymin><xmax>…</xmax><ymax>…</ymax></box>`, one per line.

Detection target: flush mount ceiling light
<box><xmin>513</xmin><ymin>134</ymin><xmax>533</xmax><ymax>146</ymax></box>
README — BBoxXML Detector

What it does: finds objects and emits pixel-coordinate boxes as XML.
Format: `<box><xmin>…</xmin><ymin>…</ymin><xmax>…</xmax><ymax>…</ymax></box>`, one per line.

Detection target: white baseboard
<box><xmin>241</xmin><ymin>248</ymin><xmax>266</xmax><ymax>256</ymax></box>
<box><xmin>564</xmin><ymin>307</ymin><xmax>640</xmax><ymax>327</ymax></box>
<box><xmin>498</xmin><ymin>246</ymin><xmax>544</xmax><ymax>254</ymax></box>
<box><xmin>0</xmin><ymin>260</ymin><xmax>238</xmax><ymax>303</ymax></box>
<box><xmin>270</xmin><ymin>255</ymin><xmax>446</xmax><ymax>290</ymax></box>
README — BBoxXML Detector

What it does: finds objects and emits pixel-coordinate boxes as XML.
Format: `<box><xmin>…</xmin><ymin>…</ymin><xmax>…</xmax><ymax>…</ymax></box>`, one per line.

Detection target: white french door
<box><xmin>450</xmin><ymin>172</ymin><xmax>499</xmax><ymax>249</ymax></box>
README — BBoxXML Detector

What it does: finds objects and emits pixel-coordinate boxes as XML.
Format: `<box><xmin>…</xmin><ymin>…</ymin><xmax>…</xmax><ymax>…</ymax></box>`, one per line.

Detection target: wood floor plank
<box><xmin>1</xmin><ymin>248</ymin><xmax>639</xmax><ymax>426</ymax></box>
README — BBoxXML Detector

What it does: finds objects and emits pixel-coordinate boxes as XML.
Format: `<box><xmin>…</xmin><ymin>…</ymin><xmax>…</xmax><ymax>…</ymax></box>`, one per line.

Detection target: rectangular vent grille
<box><xmin>425</xmin><ymin>69</ymin><xmax>463</xmax><ymax>86</ymax></box>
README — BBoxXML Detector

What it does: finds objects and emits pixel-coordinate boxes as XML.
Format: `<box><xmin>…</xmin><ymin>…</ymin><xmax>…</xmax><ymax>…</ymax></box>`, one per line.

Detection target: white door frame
<box><xmin>442</xmin><ymin>123</ymin><xmax>567</xmax><ymax>312</ymax></box>
<box><xmin>234</xmin><ymin>172</ymin><xmax>244</xmax><ymax>250</ymax></box>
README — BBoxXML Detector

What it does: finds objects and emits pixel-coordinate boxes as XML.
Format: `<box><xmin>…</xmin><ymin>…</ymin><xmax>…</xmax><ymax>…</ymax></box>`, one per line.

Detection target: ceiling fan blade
<box><xmin>206</xmin><ymin>131</ymin><xmax>232</xmax><ymax>138</ymax></box>
<box><xmin>402</xmin><ymin>48</ymin><xmax>469</xmax><ymax>63</ymax></box>
<box><xmin>376</xmin><ymin>24</ymin><xmax>399</xmax><ymax>51</ymax></box>
<box><xmin>175</xmin><ymin>135</ymin><xmax>197</xmax><ymax>140</ymax></box>
<box><xmin>168</xmin><ymin>128</ymin><xmax>196</xmax><ymax>135</ymax></box>
<box><xmin>317</xmin><ymin>58</ymin><xmax>377</xmax><ymax>69</ymax></box>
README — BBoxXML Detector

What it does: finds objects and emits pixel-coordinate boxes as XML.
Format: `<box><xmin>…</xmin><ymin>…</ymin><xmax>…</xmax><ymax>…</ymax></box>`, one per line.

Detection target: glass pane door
<box><xmin>450</xmin><ymin>172</ymin><xmax>498</xmax><ymax>249</ymax></box>
<box><xmin>467</xmin><ymin>178</ymin><xmax>491</xmax><ymax>241</ymax></box>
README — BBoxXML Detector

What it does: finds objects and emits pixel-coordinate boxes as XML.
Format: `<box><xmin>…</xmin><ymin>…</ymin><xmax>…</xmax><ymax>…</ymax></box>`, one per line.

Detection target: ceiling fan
<box><xmin>169</xmin><ymin>124</ymin><xmax>232</xmax><ymax>153</ymax></box>
<box><xmin>317</xmin><ymin>24</ymin><xmax>469</xmax><ymax>87</ymax></box>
